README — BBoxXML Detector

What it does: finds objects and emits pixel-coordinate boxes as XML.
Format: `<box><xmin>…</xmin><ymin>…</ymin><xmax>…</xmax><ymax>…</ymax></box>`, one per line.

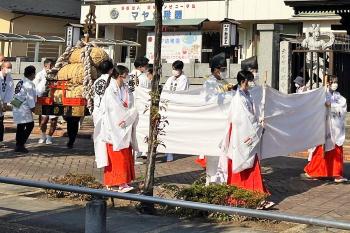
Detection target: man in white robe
<box><xmin>33</xmin><ymin>59</ymin><xmax>57</xmax><ymax>145</ymax></box>
<box><xmin>163</xmin><ymin>60</ymin><xmax>189</xmax><ymax>162</ymax></box>
<box><xmin>201</xmin><ymin>53</ymin><xmax>233</xmax><ymax>185</ymax></box>
<box><xmin>129</xmin><ymin>57</ymin><xmax>150</xmax><ymax>162</ymax></box>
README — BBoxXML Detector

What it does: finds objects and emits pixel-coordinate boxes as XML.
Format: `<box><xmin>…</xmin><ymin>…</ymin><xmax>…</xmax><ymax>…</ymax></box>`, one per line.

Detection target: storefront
<box><xmin>81</xmin><ymin>0</ymin><xmax>296</xmax><ymax>64</ymax></box>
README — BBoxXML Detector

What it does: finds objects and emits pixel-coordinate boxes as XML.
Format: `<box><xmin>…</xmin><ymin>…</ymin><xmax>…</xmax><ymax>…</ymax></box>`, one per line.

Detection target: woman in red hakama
<box><xmin>304</xmin><ymin>76</ymin><xmax>347</xmax><ymax>183</ymax></box>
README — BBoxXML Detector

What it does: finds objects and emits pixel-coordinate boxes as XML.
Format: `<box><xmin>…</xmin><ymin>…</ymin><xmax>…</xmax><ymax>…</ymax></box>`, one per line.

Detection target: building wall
<box><xmin>81</xmin><ymin>0</ymin><xmax>294</xmax><ymax>24</ymax></box>
<box><xmin>10</xmin><ymin>15</ymin><xmax>78</xmax><ymax>59</ymax></box>
<box><xmin>0</xmin><ymin>10</ymin><xmax>14</xmax><ymax>56</ymax></box>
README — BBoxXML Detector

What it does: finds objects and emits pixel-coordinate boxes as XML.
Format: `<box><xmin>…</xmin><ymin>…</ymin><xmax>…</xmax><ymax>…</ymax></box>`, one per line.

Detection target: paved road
<box><xmin>1</xmin><ymin>116</ymin><xmax>350</xmax><ymax>231</ymax></box>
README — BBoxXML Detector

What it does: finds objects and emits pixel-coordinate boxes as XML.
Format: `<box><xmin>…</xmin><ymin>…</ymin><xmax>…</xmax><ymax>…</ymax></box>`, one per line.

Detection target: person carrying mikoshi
<box><xmin>12</xmin><ymin>66</ymin><xmax>37</xmax><ymax>154</ymax></box>
<box><xmin>304</xmin><ymin>75</ymin><xmax>348</xmax><ymax>183</ymax></box>
<box><xmin>33</xmin><ymin>59</ymin><xmax>58</xmax><ymax>145</ymax></box>
<box><xmin>198</xmin><ymin>52</ymin><xmax>233</xmax><ymax>185</ymax></box>
<box><xmin>97</xmin><ymin>65</ymin><xmax>139</xmax><ymax>193</ymax></box>
<box><xmin>163</xmin><ymin>60</ymin><xmax>190</xmax><ymax>162</ymax></box>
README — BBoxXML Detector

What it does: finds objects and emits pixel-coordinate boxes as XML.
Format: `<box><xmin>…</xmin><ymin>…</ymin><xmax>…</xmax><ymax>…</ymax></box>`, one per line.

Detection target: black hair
<box><xmin>44</xmin><ymin>58</ymin><xmax>54</xmax><ymax>65</ymax></box>
<box><xmin>236</xmin><ymin>70</ymin><xmax>254</xmax><ymax>85</ymax></box>
<box><xmin>99</xmin><ymin>60</ymin><xmax>114</xmax><ymax>74</ymax></box>
<box><xmin>172</xmin><ymin>60</ymin><xmax>184</xmax><ymax>70</ymax></box>
<box><xmin>328</xmin><ymin>75</ymin><xmax>338</xmax><ymax>83</ymax></box>
<box><xmin>147</xmin><ymin>64</ymin><xmax>154</xmax><ymax>74</ymax></box>
<box><xmin>24</xmin><ymin>65</ymin><xmax>36</xmax><ymax>78</ymax></box>
<box><xmin>106</xmin><ymin>65</ymin><xmax>129</xmax><ymax>88</ymax></box>
<box><xmin>134</xmin><ymin>57</ymin><xmax>149</xmax><ymax>68</ymax></box>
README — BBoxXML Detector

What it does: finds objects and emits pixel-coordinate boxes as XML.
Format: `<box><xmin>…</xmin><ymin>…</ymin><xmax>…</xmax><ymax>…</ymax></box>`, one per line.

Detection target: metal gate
<box><xmin>290</xmin><ymin>35</ymin><xmax>350</xmax><ymax>110</ymax></box>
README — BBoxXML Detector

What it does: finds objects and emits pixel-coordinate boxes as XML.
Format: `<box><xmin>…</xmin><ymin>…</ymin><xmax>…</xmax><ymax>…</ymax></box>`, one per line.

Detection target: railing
<box><xmin>0</xmin><ymin>176</ymin><xmax>349</xmax><ymax>233</ymax></box>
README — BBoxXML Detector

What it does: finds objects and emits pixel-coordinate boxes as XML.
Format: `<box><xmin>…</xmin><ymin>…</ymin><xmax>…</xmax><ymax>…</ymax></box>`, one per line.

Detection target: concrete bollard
<box><xmin>85</xmin><ymin>199</ymin><xmax>107</xmax><ymax>233</ymax></box>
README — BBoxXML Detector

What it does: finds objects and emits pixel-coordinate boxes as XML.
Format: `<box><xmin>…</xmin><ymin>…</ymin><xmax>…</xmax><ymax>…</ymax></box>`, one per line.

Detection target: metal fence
<box><xmin>0</xmin><ymin>176</ymin><xmax>349</xmax><ymax>233</ymax></box>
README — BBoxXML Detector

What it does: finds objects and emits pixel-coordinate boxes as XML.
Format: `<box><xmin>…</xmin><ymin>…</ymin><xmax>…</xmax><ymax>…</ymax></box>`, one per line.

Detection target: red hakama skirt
<box><xmin>227</xmin><ymin>156</ymin><xmax>269</xmax><ymax>194</ymax></box>
<box><xmin>104</xmin><ymin>144</ymin><xmax>135</xmax><ymax>186</ymax></box>
<box><xmin>226</xmin><ymin>123</ymin><xmax>268</xmax><ymax>194</ymax></box>
<box><xmin>304</xmin><ymin>145</ymin><xmax>343</xmax><ymax>178</ymax></box>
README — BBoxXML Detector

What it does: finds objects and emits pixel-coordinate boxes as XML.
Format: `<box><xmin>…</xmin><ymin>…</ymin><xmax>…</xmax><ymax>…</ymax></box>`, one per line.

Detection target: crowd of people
<box><xmin>0</xmin><ymin>53</ymin><xmax>347</xmax><ymax>198</ymax></box>
<box><xmin>0</xmin><ymin>56</ymin><xmax>83</xmax><ymax>153</ymax></box>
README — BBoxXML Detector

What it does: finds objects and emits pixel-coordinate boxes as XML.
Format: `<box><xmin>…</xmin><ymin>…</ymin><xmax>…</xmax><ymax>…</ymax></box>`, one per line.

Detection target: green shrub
<box><xmin>159</xmin><ymin>180</ymin><xmax>268</xmax><ymax>221</ymax></box>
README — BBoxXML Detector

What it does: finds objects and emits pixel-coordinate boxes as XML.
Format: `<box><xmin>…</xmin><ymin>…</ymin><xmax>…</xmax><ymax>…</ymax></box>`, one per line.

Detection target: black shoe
<box><xmin>66</xmin><ymin>143</ymin><xmax>73</xmax><ymax>149</ymax></box>
<box><xmin>14</xmin><ymin>146</ymin><xmax>29</xmax><ymax>154</ymax></box>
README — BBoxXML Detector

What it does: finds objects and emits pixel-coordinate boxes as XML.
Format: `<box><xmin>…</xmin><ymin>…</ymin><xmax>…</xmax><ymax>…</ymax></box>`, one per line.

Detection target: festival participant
<box><xmin>0</xmin><ymin>61</ymin><xmax>14</xmax><ymax>148</ymax></box>
<box><xmin>304</xmin><ymin>75</ymin><xmax>348</xmax><ymax>183</ymax></box>
<box><xmin>222</xmin><ymin>70</ymin><xmax>269</xmax><ymax>194</ymax></box>
<box><xmin>293</xmin><ymin>76</ymin><xmax>307</xmax><ymax>93</ymax></box>
<box><xmin>92</xmin><ymin>60</ymin><xmax>114</xmax><ymax>168</ymax></box>
<box><xmin>12</xmin><ymin>66</ymin><xmax>37</xmax><ymax>153</ymax></box>
<box><xmin>130</xmin><ymin>57</ymin><xmax>150</xmax><ymax>89</ymax></box>
<box><xmin>99</xmin><ymin>65</ymin><xmax>138</xmax><ymax>192</ymax></box>
<box><xmin>163</xmin><ymin>60</ymin><xmax>189</xmax><ymax>162</ymax></box>
<box><xmin>33</xmin><ymin>59</ymin><xmax>58</xmax><ymax>145</ymax></box>
<box><xmin>200</xmin><ymin>53</ymin><xmax>233</xmax><ymax>185</ymax></box>
<box><xmin>130</xmin><ymin>57</ymin><xmax>149</xmax><ymax>161</ymax></box>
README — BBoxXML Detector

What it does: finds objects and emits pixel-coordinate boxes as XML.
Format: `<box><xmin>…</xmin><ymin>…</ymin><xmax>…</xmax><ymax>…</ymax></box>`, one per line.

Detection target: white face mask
<box><xmin>330</xmin><ymin>83</ymin><xmax>338</xmax><ymax>91</ymax></box>
<box><xmin>5</xmin><ymin>68</ymin><xmax>11</xmax><ymax>75</ymax></box>
<box><xmin>172</xmin><ymin>70</ymin><xmax>181</xmax><ymax>77</ymax></box>
<box><xmin>295</xmin><ymin>83</ymin><xmax>300</xmax><ymax>88</ymax></box>
<box><xmin>220</xmin><ymin>70</ymin><xmax>228</xmax><ymax>79</ymax></box>
<box><xmin>253</xmin><ymin>72</ymin><xmax>259</xmax><ymax>81</ymax></box>
<box><xmin>248</xmin><ymin>81</ymin><xmax>255</xmax><ymax>88</ymax></box>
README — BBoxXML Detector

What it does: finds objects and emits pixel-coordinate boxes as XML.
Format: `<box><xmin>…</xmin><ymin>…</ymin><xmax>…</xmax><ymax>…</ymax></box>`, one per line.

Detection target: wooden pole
<box><xmin>141</xmin><ymin>0</ymin><xmax>163</xmax><ymax>213</ymax></box>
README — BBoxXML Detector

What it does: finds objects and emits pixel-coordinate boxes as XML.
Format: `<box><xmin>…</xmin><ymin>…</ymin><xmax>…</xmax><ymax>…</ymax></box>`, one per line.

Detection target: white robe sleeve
<box><xmin>228</xmin><ymin>91</ymin><xmax>263</xmax><ymax>173</ymax></box>
<box><xmin>176</xmin><ymin>75</ymin><xmax>189</xmax><ymax>91</ymax></box>
<box><xmin>3</xmin><ymin>76</ymin><xmax>14</xmax><ymax>103</ymax></box>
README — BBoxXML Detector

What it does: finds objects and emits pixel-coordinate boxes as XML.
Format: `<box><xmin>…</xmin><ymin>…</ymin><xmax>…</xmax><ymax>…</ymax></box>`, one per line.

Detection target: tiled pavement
<box><xmin>1</xmin><ymin>114</ymin><xmax>350</xmax><ymax>223</ymax></box>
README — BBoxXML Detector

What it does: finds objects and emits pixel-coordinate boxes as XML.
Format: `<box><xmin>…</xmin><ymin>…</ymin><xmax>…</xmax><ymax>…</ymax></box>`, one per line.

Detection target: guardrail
<box><xmin>0</xmin><ymin>176</ymin><xmax>349</xmax><ymax>233</ymax></box>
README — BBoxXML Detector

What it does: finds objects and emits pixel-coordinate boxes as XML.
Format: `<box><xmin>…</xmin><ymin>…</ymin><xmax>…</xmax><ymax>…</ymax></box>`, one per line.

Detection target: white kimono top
<box><xmin>33</xmin><ymin>69</ymin><xmax>47</xmax><ymax>97</ymax></box>
<box><xmin>326</xmin><ymin>90</ymin><xmax>347</xmax><ymax>148</ymax></box>
<box><xmin>221</xmin><ymin>89</ymin><xmax>263</xmax><ymax>173</ymax></box>
<box><xmin>12</xmin><ymin>77</ymin><xmax>37</xmax><ymax>124</ymax></box>
<box><xmin>130</xmin><ymin>69</ymin><xmax>151</xmax><ymax>89</ymax></box>
<box><xmin>163</xmin><ymin>74</ymin><xmax>189</xmax><ymax>92</ymax></box>
<box><xmin>94</xmin><ymin>78</ymin><xmax>139</xmax><ymax>168</ymax></box>
<box><xmin>0</xmin><ymin>72</ymin><xmax>14</xmax><ymax>117</ymax></box>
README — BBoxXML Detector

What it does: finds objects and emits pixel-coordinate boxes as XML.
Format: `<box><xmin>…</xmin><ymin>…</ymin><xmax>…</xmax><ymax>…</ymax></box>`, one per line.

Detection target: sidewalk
<box><xmin>1</xmin><ymin>114</ymin><xmax>350</xmax><ymax>229</ymax></box>
<box><xmin>0</xmin><ymin>183</ymin><xmax>348</xmax><ymax>233</ymax></box>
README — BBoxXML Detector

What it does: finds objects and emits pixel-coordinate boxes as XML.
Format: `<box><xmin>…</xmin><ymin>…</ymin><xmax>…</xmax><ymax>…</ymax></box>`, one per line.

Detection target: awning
<box><xmin>91</xmin><ymin>39</ymin><xmax>141</xmax><ymax>47</ymax></box>
<box><xmin>0</xmin><ymin>33</ymin><xmax>65</xmax><ymax>43</ymax></box>
<box><xmin>137</xmin><ymin>18</ymin><xmax>208</xmax><ymax>27</ymax></box>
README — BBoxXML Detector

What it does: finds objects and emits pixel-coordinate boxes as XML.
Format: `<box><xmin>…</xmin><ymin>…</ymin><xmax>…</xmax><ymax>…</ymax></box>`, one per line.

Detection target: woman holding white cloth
<box><xmin>96</xmin><ymin>65</ymin><xmax>139</xmax><ymax>193</ymax></box>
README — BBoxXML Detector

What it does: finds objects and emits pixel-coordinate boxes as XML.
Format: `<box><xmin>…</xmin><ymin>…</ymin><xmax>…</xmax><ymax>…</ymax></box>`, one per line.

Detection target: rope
<box><xmin>44</xmin><ymin>40</ymin><xmax>95</xmax><ymax>114</ymax></box>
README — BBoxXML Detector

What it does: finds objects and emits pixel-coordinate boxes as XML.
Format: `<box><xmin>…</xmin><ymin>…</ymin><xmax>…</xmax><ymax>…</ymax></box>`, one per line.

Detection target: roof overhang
<box><xmin>285</xmin><ymin>0</ymin><xmax>350</xmax><ymax>14</ymax></box>
<box><xmin>137</xmin><ymin>18</ymin><xmax>208</xmax><ymax>27</ymax></box>
<box><xmin>91</xmin><ymin>38</ymin><xmax>141</xmax><ymax>47</ymax></box>
<box><xmin>0</xmin><ymin>33</ymin><xmax>65</xmax><ymax>43</ymax></box>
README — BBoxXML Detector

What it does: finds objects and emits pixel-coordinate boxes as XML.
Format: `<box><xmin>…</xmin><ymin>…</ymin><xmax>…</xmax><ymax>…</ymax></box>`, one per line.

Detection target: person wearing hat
<box><xmin>203</xmin><ymin>52</ymin><xmax>233</xmax><ymax>99</ymax></box>
<box><xmin>199</xmin><ymin>53</ymin><xmax>233</xmax><ymax>185</ymax></box>
<box><xmin>294</xmin><ymin>76</ymin><xmax>307</xmax><ymax>93</ymax></box>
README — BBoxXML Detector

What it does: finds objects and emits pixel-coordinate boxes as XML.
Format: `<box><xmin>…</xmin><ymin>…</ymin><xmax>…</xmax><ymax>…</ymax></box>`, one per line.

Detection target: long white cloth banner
<box><xmin>134</xmin><ymin>86</ymin><xmax>326</xmax><ymax>158</ymax></box>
